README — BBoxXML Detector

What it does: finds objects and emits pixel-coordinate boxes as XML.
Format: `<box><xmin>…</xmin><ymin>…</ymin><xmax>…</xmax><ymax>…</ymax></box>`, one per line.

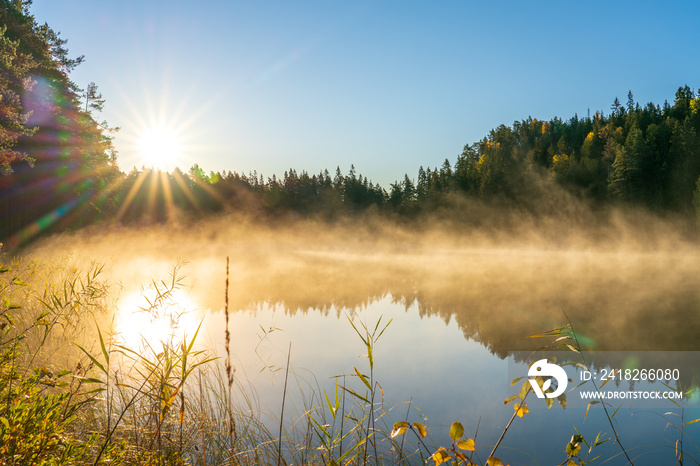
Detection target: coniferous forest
<box><xmin>3</xmin><ymin>2</ymin><xmax>700</xmax><ymax>249</ymax></box>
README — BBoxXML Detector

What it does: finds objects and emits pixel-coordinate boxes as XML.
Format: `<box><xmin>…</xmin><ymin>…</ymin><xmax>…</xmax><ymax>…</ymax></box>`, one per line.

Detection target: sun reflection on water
<box><xmin>115</xmin><ymin>287</ymin><xmax>203</xmax><ymax>350</ymax></box>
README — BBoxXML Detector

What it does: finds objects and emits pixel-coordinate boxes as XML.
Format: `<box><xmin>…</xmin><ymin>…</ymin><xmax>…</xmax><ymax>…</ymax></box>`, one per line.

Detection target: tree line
<box><xmin>2</xmin><ymin>0</ymin><xmax>700</xmax><ymax>247</ymax></box>
<box><xmin>78</xmin><ymin>87</ymin><xmax>700</xmax><ymax>228</ymax></box>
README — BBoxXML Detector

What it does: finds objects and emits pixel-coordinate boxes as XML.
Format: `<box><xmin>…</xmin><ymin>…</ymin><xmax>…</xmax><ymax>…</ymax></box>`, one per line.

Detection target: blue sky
<box><xmin>30</xmin><ymin>1</ymin><xmax>700</xmax><ymax>186</ymax></box>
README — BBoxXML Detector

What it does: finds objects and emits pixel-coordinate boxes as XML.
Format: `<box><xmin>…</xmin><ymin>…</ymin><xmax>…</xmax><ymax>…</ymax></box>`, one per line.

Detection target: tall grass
<box><xmin>0</xmin><ymin>257</ymin><xmax>125</xmax><ymax>464</ymax></box>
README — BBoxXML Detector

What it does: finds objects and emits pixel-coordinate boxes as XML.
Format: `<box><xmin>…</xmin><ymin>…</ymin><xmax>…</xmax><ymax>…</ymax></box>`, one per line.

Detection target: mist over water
<box><xmin>23</xmin><ymin>206</ymin><xmax>700</xmax><ymax>464</ymax></box>
<box><xmin>27</xmin><ymin>205</ymin><xmax>700</xmax><ymax>354</ymax></box>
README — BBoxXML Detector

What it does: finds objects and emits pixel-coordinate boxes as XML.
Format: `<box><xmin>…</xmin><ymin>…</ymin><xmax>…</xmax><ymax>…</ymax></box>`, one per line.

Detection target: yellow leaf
<box><xmin>449</xmin><ymin>421</ymin><xmax>464</xmax><ymax>441</ymax></box>
<box><xmin>431</xmin><ymin>450</ymin><xmax>452</xmax><ymax>466</ymax></box>
<box><xmin>391</xmin><ymin>421</ymin><xmax>408</xmax><ymax>438</ymax></box>
<box><xmin>514</xmin><ymin>401</ymin><xmax>529</xmax><ymax>418</ymax></box>
<box><xmin>487</xmin><ymin>457</ymin><xmax>503</xmax><ymax>466</ymax></box>
<box><xmin>413</xmin><ymin>422</ymin><xmax>427</xmax><ymax>438</ymax></box>
<box><xmin>457</xmin><ymin>438</ymin><xmax>475</xmax><ymax>451</ymax></box>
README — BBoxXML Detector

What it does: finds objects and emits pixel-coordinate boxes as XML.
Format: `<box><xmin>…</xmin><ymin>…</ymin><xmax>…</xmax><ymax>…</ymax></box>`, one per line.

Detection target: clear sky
<box><xmin>30</xmin><ymin>0</ymin><xmax>700</xmax><ymax>186</ymax></box>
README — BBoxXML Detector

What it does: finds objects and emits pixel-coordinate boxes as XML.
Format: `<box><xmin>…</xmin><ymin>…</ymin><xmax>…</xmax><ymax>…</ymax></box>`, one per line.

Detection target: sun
<box><xmin>115</xmin><ymin>288</ymin><xmax>203</xmax><ymax>350</ymax></box>
<box><xmin>137</xmin><ymin>125</ymin><xmax>183</xmax><ymax>172</ymax></box>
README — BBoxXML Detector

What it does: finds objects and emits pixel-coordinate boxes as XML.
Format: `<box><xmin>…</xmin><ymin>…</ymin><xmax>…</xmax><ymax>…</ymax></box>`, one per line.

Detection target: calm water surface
<box><xmin>176</xmin><ymin>247</ymin><xmax>700</xmax><ymax>465</ymax></box>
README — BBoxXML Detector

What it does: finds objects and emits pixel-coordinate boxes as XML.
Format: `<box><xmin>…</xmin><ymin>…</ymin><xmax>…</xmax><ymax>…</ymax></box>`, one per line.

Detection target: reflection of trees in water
<box><xmin>203</xmin><ymin>249</ymin><xmax>700</xmax><ymax>357</ymax></box>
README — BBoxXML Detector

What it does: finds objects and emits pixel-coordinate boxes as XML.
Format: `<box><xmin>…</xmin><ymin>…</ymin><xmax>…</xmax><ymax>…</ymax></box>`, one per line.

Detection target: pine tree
<box><xmin>84</xmin><ymin>81</ymin><xmax>105</xmax><ymax>113</ymax></box>
<box><xmin>0</xmin><ymin>0</ymin><xmax>118</xmax><ymax>242</ymax></box>
<box><xmin>626</xmin><ymin>90</ymin><xmax>635</xmax><ymax>113</ymax></box>
<box><xmin>0</xmin><ymin>23</ymin><xmax>36</xmax><ymax>173</ymax></box>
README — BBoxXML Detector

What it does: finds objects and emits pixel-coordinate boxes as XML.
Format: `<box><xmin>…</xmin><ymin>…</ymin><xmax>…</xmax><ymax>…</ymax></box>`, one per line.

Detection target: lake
<box><xmin>31</xmin><ymin>223</ymin><xmax>700</xmax><ymax>464</ymax></box>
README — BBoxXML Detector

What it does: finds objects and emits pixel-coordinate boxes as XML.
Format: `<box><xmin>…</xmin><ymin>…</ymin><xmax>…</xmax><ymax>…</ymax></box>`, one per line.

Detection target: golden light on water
<box><xmin>115</xmin><ymin>287</ymin><xmax>203</xmax><ymax>350</ymax></box>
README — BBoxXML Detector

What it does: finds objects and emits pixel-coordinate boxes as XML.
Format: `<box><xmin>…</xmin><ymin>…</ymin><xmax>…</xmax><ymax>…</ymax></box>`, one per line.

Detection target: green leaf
<box><xmin>375</xmin><ymin>317</ymin><xmax>392</xmax><ymax>340</ymax></box>
<box><xmin>339</xmin><ymin>385</ymin><xmax>370</xmax><ymax>404</ymax></box>
<box><xmin>346</xmin><ymin>316</ymin><xmax>369</xmax><ymax>347</ymax></box>
<box><xmin>519</xmin><ymin>380</ymin><xmax>530</xmax><ymax>399</ymax></box>
<box><xmin>525</xmin><ymin>327</ymin><xmax>568</xmax><ymax>338</ymax></box>
<box><xmin>367</xmin><ymin>341</ymin><xmax>373</xmax><ymax>370</ymax></box>
<box><xmin>0</xmin><ymin>417</ymin><xmax>8</xmax><ymax>429</ymax></box>
<box><xmin>457</xmin><ymin>439</ymin><xmax>475</xmax><ymax>451</ymax></box>
<box><xmin>610</xmin><ymin>403</ymin><xmax>621</xmax><ymax>419</ymax></box>
<box><xmin>324</xmin><ymin>389</ymin><xmax>336</xmax><ymax>419</ymax></box>
<box><xmin>337</xmin><ymin>435</ymin><xmax>365</xmax><ymax>462</ymax></box>
<box><xmin>73</xmin><ymin>342</ymin><xmax>107</xmax><ymax>375</ymax></box>
<box><xmin>96</xmin><ymin>324</ymin><xmax>109</xmax><ymax>365</ymax></box>
<box><xmin>354</xmin><ymin>367</ymin><xmax>372</xmax><ymax>391</ymax></box>
<box><xmin>584</xmin><ymin>401</ymin><xmax>600</xmax><ymax>422</ymax></box>
<box><xmin>185</xmin><ymin>320</ymin><xmax>204</xmax><ymax>355</ymax></box>
<box><xmin>449</xmin><ymin>421</ymin><xmax>464</xmax><ymax>441</ymax></box>
<box><xmin>573</xmin><ymin>427</ymin><xmax>589</xmax><ymax>448</ymax></box>
<box><xmin>373</xmin><ymin>316</ymin><xmax>383</xmax><ymax>334</ymax></box>
<box><xmin>308</xmin><ymin>414</ymin><xmax>331</xmax><ymax>439</ymax></box>
<box><xmin>80</xmin><ymin>387</ymin><xmax>106</xmax><ymax>396</ymax></box>
<box><xmin>566</xmin><ymin>441</ymin><xmax>581</xmax><ymax>456</ymax></box>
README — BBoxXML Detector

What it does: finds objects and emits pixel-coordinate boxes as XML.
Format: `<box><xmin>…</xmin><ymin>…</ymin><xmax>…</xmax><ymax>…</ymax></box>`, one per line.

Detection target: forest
<box><xmin>2</xmin><ymin>2</ymin><xmax>700</xmax><ymax>249</ymax></box>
